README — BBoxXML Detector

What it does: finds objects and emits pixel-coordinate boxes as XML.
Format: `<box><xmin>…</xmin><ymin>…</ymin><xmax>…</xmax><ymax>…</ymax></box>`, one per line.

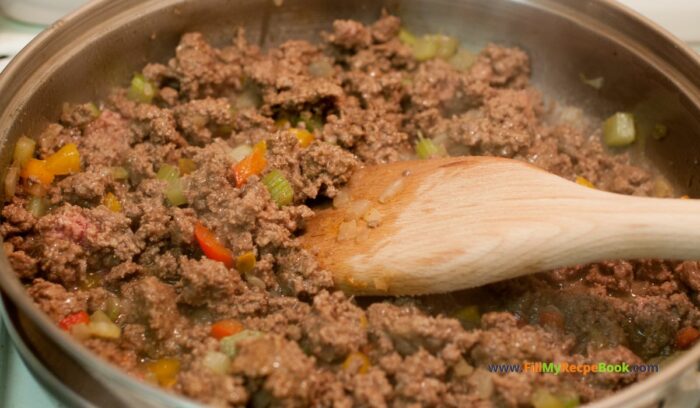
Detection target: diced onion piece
<box><xmin>289</xmin><ymin>128</ymin><xmax>315</xmax><ymax>148</ymax></box>
<box><xmin>449</xmin><ymin>49</ymin><xmax>477</xmax><ymax>71</ymax></box>
<box><xmin>219</xmin><ymin>330</ymin><xmax>263</xmax><ymax>358</ymax></box>
<box><xmin>333</xmin><ymin>190</ymin><xmax>351</xmax><ymax>209</ymax></box>
<box><xmin>342</xmin><ymin>352</ymin><xmax>371</xmax><ymax>374</ymax></box>
<box><xmin>178</xmin><ymin>158</ymin><xmax>197</xmax><ymax>175</ymax></box>
<box><xmin>203</xmin><ymin>351</ymin><xmax>231</xmax><ymax>375</ymax></box>
<box><xmin>102</xmin><ymin>192</ymin><xmax>122</xmax><ymax>212</ymax></box>
<box><xmin>13</xmin><ymin>136</ymin><xmax>36</xmax><ymax>167</ymax></box>
<box><xmin>109</xmin><ymin>166</ymin><xmax>129</xmax><ymax>180</ymax></box>
<box><xmin>364</xmin><ymin>208</ymin><xmax>382</xmax><ymax>228</ymax></box>
<box><xmin>412</xmin><ymin>36</ymin><xmax>438</xmax><ymax>61</ymax></box>
<box><xmin>20</xmin><ymin>159</ymin><xmax>54</xmax><ymax>185</ymax></box>
<box><xmin>262</xmin><ymin>169</ymin><xmax>294</xmax><ymax>207</ymax></box>
<box><xmin>229</xmin><ymin>144</ymin><xmax>253</xmax><ymax>162</ymax></box>
<box><xmin>194</xmin><ymin>223</ymin><xmax>234</xmax><ymax>268</ymax></box>
<box><xmin>211</xmin><ymin>319</ymin><xmax>244</xmax><ymax>340</ymax></box>
<box><xmin>89</xmin><ymin>320</ymin><xmax>121</xmax><ymax>340</ymax></box>
<box><xmin>128</xmin><ymin>73</ymin><xmax>156</xmax><ymax>104</ymax></box>
<box><xmin>308</xmin><ymin>59</ymin><xmax>334</xmax><ymax>78</ymax></box>
<box><xmin>415</xmin><ymin>137</ymin><xmax>442</xmax><ymax>159</ymax></box>
<box><xmin>233</xmin><ymin>141</ymin><xmax>267</xmax><ymax>187</ymax></box>
<box><xmin>379</xmin><ymin>178</ymin><xmax>405</xmax><ymax>204</ymax></box>
<box><xmin>398</xmin><ymin>28</ymin><xmax>417</xmax><ymax>46</ymax></box>
<box><xmin>146</xmin><ymin>358</ymin><xmax>181</xmax><ymax>387</ymax></box>
<box><xmin>579</xmin><ymin>73</ymin><xmax>605</xmax><ymax>90</ymax></box>
<box><xmin>346</xmin><ymin>199</ymin><xmax>372</xmax><ymax>221</ymax></box>
<box><xmin>27</xmin><ymin>197</ymin><xmax>48</xmax><ymax>218</ymax></box>
<box><xmin>4</xmin><ymin>166</ymin><xmax>19</xmax><ymax>198</ymax></box>
<box><xmin>337</xmin><ymin>220</ymin><xmax>358</xmax><ymax>242</ymax></box>
<box><xmin>90</xmin><ymin>310</ymin><xmax>112</xmax><ymax>323</ymax></box>
<box><xmin>575</xmin><ymin>176</ymin><xmax>595</xmax><ymax>189</ymax></box>
<box><xmin>235</xmin><ymin>251</ymin><xmax>256</xmax><ymax>274</ymax></box>
<box><xmin>245</xmin><ymin>274</ymin><xmax>266</xmax><ymax>290</ymax></box>
<box><xmin>603</xmin><ymin>112</ymin><xmax>636</xmax><ymax>147</ymax></box>
<box><xmin>45</xmin><ymin>143</ymin><xmax>81</xmax><ymax>175</ymax></box>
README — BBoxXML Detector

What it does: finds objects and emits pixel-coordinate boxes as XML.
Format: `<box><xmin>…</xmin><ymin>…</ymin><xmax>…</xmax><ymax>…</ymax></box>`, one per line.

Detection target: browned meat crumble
<box><xmin>2</xmin><ymin>12</ymin><xmax>698</xmax><ymax>408</ymax></box>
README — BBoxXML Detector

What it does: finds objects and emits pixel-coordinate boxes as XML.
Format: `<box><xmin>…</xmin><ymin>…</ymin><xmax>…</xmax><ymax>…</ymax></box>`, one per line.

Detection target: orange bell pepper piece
<box><xmin>232</xmin><ymin>141</ymin><xmax>267</xmax><ymax>188</ymax></box>
<box><xmin>194</xmin><ymin>223</ymin><xmax>234</xmax><ymax>268</ymax></box>
<box><xmin>210</xmin><ymin>319</ymin><xmax>244</xmax><ymax>340</ymax></box>
<box><xmin>45</xmin><ymin>143</ymin><xmax>81</xmax><ymax>175</ymax></box>
<box><xmin>20</xmin><ymin>159</ymin><xmax>54</xmax><ymax>185</ymax></box>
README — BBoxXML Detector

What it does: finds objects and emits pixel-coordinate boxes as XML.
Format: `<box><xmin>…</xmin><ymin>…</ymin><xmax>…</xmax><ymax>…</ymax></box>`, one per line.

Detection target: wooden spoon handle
<box><xmin>330</xmin><ymin>158</ymin><xmax>700</xmax><ymax>295</ymax></box>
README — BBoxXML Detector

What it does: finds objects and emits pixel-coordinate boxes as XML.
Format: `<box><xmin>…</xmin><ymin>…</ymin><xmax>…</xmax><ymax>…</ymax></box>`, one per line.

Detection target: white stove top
<box><xmin>0</xmin><ymin>1</ymin><xmax>698</xmax><ymax>407</ymax></box>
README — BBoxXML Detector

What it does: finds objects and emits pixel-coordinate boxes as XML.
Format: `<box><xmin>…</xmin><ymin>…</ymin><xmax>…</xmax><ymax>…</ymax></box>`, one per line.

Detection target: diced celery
<box><xmin>262</xmin><ymin>169</ymin><xmax>294</xmax><ymax>207</ymax></box>
<box><xmin>531</xmin><ymin>389</ymin><xmax>580</xmax><ymax>408</ymax></box>
<box><xmin>86</xmin><ymin>102</ymin><xmax>102</xmax><ymax>118</ymax></box>
<box><xmin>412</xmin><ymin>36</ymin><xmax>439</xmax><ymax>61</ymax></box>
<box><xmin>415</xmin><ymin>137</ymin><xmax>442</xmax><ymax>159</ymax></box>
<box><xmin>165</xmin><ymin>179</ymin><xmax>187</xmax><ymax>207</ymax></box>
<box><xmin>109</xmin><ymin>166</ymin><xmax>130</xmax><ymax>180</ymax></box>
<box><xmin>128</xmin><ymin>73</ymin><xmax>156</xmax><ymax>104</ymax></box>
<box><xmin>398</xmin><ymin>28</ymin><xmax>417</xmax><ymax>46</ymax></box>
<box><xmin>430</xmin><ymin>34</ymin><xmax>459</xmax><ymax>59</ymax></box>
<box><xmin>603</xmin><ymin>112</ymin><xmax>636</xmax><ymax>147</ymax></box>
<box><xmin>26</xmin><ymin>197</ymin><xmax>48</xmax><ymax>218</ymax></box>
<box><xmin>13</xmin><ymin>136</ymin><xmax>36</xmax><ymax>168</ymax></box>
<box><xmin>156</xmin><ymin>164</ymin><xmax>180</xmax><ymax>183</ymax></box>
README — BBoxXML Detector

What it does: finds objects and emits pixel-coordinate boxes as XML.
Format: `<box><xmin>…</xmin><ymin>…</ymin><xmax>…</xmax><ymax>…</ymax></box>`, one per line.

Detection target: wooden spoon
<box><xmin>300</xmin><ymin>156</ymin><xmax>700</xmax><ymax>296</ymax></box>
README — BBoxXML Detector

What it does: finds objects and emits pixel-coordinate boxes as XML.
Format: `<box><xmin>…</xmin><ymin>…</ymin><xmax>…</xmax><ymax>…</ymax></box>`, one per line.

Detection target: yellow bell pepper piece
<box><xmin>235</xmin><ymin>251</ymin><xmax>256</xmax><ymax>274</ymax></box>
<box><xmin>20</xmin><ymin>159</ymin><xmax>54</xmax><ymax>185</ymax></box>
<box><xmin>46</xmin><ymin>143</ymin><xmax>81</xmax><ymax>175</ymax></box>
<box><xmin>289</xmin><ymin>128</ymin><xmax>315</xmax><ymax>148</ymax></box>
<box><xmin>146</xmin><ymin>358</ymin><xmax>180</xmax><ymax>388</ymax></box>
<box><xmin>102</xmin><ymin>192</ymin><xmax>122</xmax><ymax>212</ymax></box>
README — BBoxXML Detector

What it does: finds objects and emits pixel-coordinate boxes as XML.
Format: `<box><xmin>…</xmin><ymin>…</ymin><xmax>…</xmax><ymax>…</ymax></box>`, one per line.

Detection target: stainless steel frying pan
<box><xmin>1</xmin><ymin>0</ymin><xmax>700</xmax><ymax>406</ymax></box>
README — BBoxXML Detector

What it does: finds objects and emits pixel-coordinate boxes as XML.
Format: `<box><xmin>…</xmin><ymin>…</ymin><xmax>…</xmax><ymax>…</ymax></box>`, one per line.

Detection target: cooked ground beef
<box><xmin>2</xmin><ymin>12</ymin><xmax>697</xmax><ymax>408</ymax></box>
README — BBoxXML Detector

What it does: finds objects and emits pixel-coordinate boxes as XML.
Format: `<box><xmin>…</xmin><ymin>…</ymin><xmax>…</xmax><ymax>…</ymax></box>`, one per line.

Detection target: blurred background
<box><xmin>0</xmin><ymin>0</ymin><xmax>698</xmax><ymax>407</ymax></box>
